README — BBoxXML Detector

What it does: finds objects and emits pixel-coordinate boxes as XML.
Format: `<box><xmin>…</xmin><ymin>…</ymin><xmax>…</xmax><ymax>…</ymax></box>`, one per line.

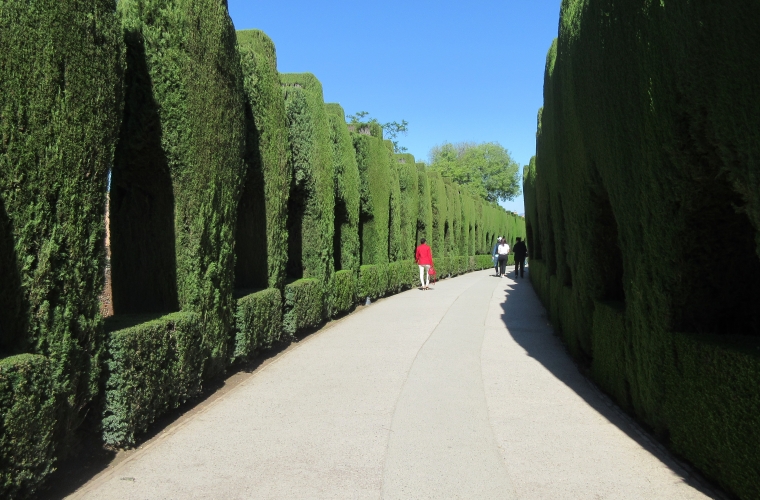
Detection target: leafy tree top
<box><xmin>428</xmin><ymin>142</ymin><xmax>521</xmax><ymax>202</ymax></box>
<box><xmin>347</xmin><ymin>111</ymin><xmax>408</xmax><ymax>153</ymax></box>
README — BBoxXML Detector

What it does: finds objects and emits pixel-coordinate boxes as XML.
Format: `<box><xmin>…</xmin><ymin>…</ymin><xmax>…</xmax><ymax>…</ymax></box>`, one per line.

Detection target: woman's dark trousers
<box><xmin>498</xmin><ymin>256</ymin><xmax>507</xmax><ymax>276</ymax></box>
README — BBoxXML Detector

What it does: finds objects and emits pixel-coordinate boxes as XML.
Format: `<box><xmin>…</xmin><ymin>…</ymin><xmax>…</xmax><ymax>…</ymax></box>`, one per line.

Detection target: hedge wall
<box><xmin>236</xmin><ymin>30</ymin><xmax>290</xmax><ymax>291</ymax></box>
<box><xmin>102</xmin><ymin>312</ymin><xmax>203</xmax><ymax>448</ymax></box>
<box><xmin>0</xmin><ymin>355</ymin><xmax>55</xmax><ymax>498</ymax></box>
<box><xmin>527</xmin><ymin>1</ymin><xmax>760</xmax><ymax>497</ymax></box>
<box><xmin>0</xmin><ymin>0</ymin><xmax>123</xmax><ymax>476</ymax></box>
<box><xmin>281</xmin><ymin>73</ymin><xmax>335</xmax><ymax>301</ymax></box>
<box><xmin>331</xmin><ymin>270</ymin><xmax>357</xmax><ymax>316</ymax></box>
<box><xmin>283</xmin><ymin>279</ymin><xmax>324</xmax><ymax>337</ymax></box>
<box><xmin>353</xmin><ymin>127</ymin><xmax>391</xmax><ymax>266</ymax></box>
<box><xmin>416</xmin><ymin>163</ymin><xmax>433</xmax><ymax>244</ymax></box>
<box><xmin>326</xmin><ymin>104</ymin><xmax>360</xmax><ymax>278</ymax></box>
<box><xmin>115</xmin><ymin>0</ymin><xmax>245</xmax><ymax>379</ymax></box>
<box><xmin>427</xmin><ymin>171</ymin><xmax>447</xmax><ymax>261</ymax></box>
<box><xmin>394</xmin><ymin>154</ymin><xmax>419</xmax><ymax>261</ymax></box>
<box><xmin>232</xmin><ymin>289</ymin><xmax>283</xmax><ymax>362</ymax></box>
<box><xmin>388</xmin><ymin>142</ymin><xmax>403</xmax><ymax>263</ymax></box>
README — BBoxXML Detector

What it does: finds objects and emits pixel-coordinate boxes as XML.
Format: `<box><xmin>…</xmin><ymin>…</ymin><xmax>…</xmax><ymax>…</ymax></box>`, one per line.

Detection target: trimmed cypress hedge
<box><xmin>416</xmin><ymin>163</ymin><xmax>433</xmax><ymax>244</ymax></box>
<box><xmin>283</xmin><ymin>279</ymin><xmax>324</xmax><ymax>337</ymax></box>
<box><xmin>331</xmin><ymin>270</ymin><xmax>357</xmax><ymax>316</ymax></box>
<box><xmin>236</xmin><ymin>30</ymin><xmax>290</xmax><ymax>291</ymax></box>
<box><xmin>0</xmin><ymin>0</ymin><xmax>123</xmax><ymax>470</ymax></box>
<box><xmin>232</xmin><ymin>288</ymin><xmax>283</xmax><ymax>362</ymax></box>
<box><xmin>396</xmin><ymin>154</ymin><xmax>420</xmax><ymax>261</ymax></box>
<box><xmin>114</xmin><ymin>0</ymin><xmax>246</xmax><ymax>378</ymax></box>
<box><xmin>353</xmin><ymin>127</ymin><xmax>391</xmax><ymax>266</ymax></box>
<box><xmin>326</xmin><ymin>104</ymin><xmax>360</xmax><ymax>277</ymax></box>
<box><xmin>527</xmin><ymin>1</ymin><xmax>760</xmax><ymax>497</ymax></box>
<box><xmin>427</xmin><ymin>171</ymin><xmax>448</xmax><ymax>261</ymax></box>
<box><xmin>358</xmin><ymin>264</ymin><xmax>388</xmax><ymax>301</ymax></box>
<box><xmin>102</xmin><ymin>312</ymin><xmax>203</xmax><ymax>448</ymax></box>
<box><xmin>281</xmin><ymin>74</ymin><xmax>335</xmax><ymax>299</ymax></box>
<box><xmin>0</xmin><ymin>354</ymin><xmax>55</xmax><ymax>498</ymax></box>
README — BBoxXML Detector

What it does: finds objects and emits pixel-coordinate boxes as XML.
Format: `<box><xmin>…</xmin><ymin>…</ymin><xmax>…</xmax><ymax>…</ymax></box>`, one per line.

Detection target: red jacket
<box><xmin>415</xmin><ymin>244</ymin><xmax>433</xmax><ymax>265</ymax></box>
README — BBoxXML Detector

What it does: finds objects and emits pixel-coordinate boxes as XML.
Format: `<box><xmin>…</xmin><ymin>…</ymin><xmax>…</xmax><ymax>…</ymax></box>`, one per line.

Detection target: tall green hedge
<box><xmin>427</xmin><ymin>171</ymin><xmax>447</xmax><ymax>261</ymax></box>
<box><xmin>353</xmin><ymin>126</ymin><xmax>391</xmax><ymax>265</ymax></box>
<box><xmin>0</xmin><ymin>0</ymin><xmax>123</xmax><ymax>462</ymax></box>
<box><xmin>114</xmin><ymin>0</ymin><xmax>246</xmax><ymax>378</ymax></box>
<box><xmin>326</xmin><ymin>104</ymin><xmax>360</xmax><ymax>277</ymax></box>
<box><xmin>0</xmin><ymin>355</ymin><xmax>55</xmax><ymax>498</ymax></box>
<box><xmin>395</xmin><ymin>154</ymin><xmax>419</xmax><ymax>261</ymax></box>
<box><xmin>527</xmin><ymin>1</ymin><xmax>760</xmax><ymax>497</ymax></box>
<box><xmin>387</xmin><ymin>141</ymin><xmax>403</xmax><ymax>262</ymax></box>
<box><xmin>281</xmin><ymin>73</ymin><xmax>335</xmax><ymax>302</ymax></box>
<box><xmin>236</xmin><ymin>30</ymin><xmax>290</xmax><ymax>291</ymax></box>
<box><xmin>416</xmin><ymin>163</ymin><xmax>433</xmax><ymax>245</ymax></box>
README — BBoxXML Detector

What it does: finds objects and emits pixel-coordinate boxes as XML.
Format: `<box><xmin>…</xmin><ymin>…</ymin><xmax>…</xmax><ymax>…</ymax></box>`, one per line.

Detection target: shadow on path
<box><xmin>498</xmin><ymin>267</ymin><xmax>727</xmax><ymax>500</ymax></box>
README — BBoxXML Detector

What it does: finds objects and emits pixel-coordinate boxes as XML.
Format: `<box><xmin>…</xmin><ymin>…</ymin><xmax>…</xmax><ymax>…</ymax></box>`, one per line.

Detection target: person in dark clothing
<box><xmin>513</xmin><ymin>237</ymin><xmax>527</xmax><ymax>278</ymax></box>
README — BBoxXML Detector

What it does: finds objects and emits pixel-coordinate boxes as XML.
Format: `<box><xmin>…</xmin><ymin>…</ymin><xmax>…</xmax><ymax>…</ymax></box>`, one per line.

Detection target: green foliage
<box><xmin>427</xmin><ymin>171</ymin><xmax>447</xmax><ymax>260</ymax></box>
<box><xmin>395</xmin><ymin>154</ymin><xmax>420</xmax><ymax>260</ymax></box>
<box><xmin>526</xmin><ymin>1</ymin><xmax>760</xmax><ymax>496</ymax></box>
<box><xmin>102</xmin><ymin>312</ymin><xmax>203</xmax><ymax>448</ymax></box>
<box><xmin>236</xmin><ymin>30</ymin><xmax>290</xmax><ymax>291</ymax></box>
<box><xmin>416</xmin><ymin>163</ymin><xmax>433</xmax><ymax>244</ymax></box>
<box><xmin>283</xmin><ymin>279</ymin><xmax>323</xmax><ymax>337</ymax></box>
<box><xmin>281</xmin><ymin>74</ymin><xmax>335</xmax><ymax>307</ymax></box>
<box><xmin>429</xmin><ymin>142</ymin><xmax>521</xmax><ymax>202</ymax></box>
<box><xmin>0</xmin><ymin>355</ymin><xmax>55</xmax><ymax>498</ymax></box>
<box><xmin>346</xmin><ymin>111</ymin><xmax>408</xmax><ymax>153</ymax></box>
<box><xmin>232</xmin><ymin>288</ymin><xmax>283</xmax><ymax>362</ymax></box>
<box><xmin>0</xmin><ymin>0</ymin><xmax>123</xmax><ymax>453</ymax></box>
<box><xmin>325</xmin><ymin>104</ymin><xmax>360</xmax><ymax>276</ymax></box>
<box><xmin>358</xmin><ymin>264</ymin><xmax>388</xmax><ymax>301</ymax></box>
<box><xmin>352</xmin><ymin>128</ymin><xmax>391</xmax><ymax>266</ymax></box>
<box><xmin>115</xmin><ymin>0</ymin><xmax>246</xmax><ymax>378</ymax></box>
<box><xmin>388</xmin><ymin>146</ymin><xmax>403</xmax><ymax>263</ymax></box>
<box><xmin>331</xmin><ymin>270</ymin><xmax>357</xmax><ymax>316</ymax></box>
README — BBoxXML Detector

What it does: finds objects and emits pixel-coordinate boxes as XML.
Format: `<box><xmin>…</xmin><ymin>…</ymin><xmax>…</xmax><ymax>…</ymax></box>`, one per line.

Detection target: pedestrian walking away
<box><xmin>497</xmin><ymin>239</ymin><xmax>510</xmax><ymax>277</ymax></box>
<box><xmin>513</xmin><ymin>237</ymin><xmax>527</xmax><ymax>279</ymax></box>
<box><xmin>492</xmin><ymin>237</ymin><xmax>502</xmax><ymax>276</ymax></box>
<box><xmin>415</xmin><ymin>238</ymin><xmax>433</xmax><ymax>290</ymax></box>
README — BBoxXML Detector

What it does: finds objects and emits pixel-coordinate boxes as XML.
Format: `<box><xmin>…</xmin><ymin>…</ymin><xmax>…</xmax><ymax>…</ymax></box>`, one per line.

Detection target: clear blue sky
<box><xmin>228</xmin><ymin>1</ymin><xmax>561</xmax><ymax>214</ymax></box>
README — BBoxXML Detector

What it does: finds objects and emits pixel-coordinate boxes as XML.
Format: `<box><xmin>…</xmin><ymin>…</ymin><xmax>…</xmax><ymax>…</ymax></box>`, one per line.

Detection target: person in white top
<box><xmin>496</xmin><ymin>239</ymin><xmax>510</xmax><ymax>277</ymax></box>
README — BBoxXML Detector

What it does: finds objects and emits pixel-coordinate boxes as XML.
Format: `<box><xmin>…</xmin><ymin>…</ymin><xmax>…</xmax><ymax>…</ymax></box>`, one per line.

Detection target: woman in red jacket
<box><xmin>415</xmin><ymin>238</ymin><xmax>434</xmax><ymax>290</ymax></box>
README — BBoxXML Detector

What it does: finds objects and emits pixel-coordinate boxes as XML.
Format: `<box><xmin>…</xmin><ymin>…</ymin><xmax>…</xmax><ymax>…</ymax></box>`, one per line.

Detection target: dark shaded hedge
<box><xmin>114</xmin><ymin>0</ymin><xmax>246</xmax><ymax>378</ymax></box>
<box><xmin>281</xmin><ymin>74</ymin><xmax>335</xmax><ymax>300</ymax></box>
<box><xmin>236</xmin><ymin>30</ymin><xmax>290</xmax><ymax>291</ymax></box>
<box><xmin>232</xmin><ymin>288</ymin><xmax>283</xmax><ymax>362</ymax></box>
<box><xmin>526</xmin><ymin>1</ymin><xmax>760</xmax><ymax>497</ymax></box>
<box><xmin>0</xmin><ymin>0</ymin><xmax>123</xmax><ymax>466</ymax></box>
<box><xmin>0</xmin><ymin>355</ymin><xmax>55</xmax><ymax>498</ymax></box>
<box><xmin>102</xmin><ymin>312</ymin><xmax>203</xmax><ymax>448</ymax></box>
<box><xmin>325</xmin><ymin>104</ymin><xmax>360</xmax><ymax>278</ymax></box>
<box><xmin>283</xmin><ymin>279</ymin><xmax>323</xmax><ymax>337</ymax></box>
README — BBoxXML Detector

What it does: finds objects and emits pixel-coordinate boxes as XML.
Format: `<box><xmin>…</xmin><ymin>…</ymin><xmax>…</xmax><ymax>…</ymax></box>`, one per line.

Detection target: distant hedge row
<box><xmin>0</xmin><ymin>2</ymin><xmax>523</xmax><ymax>494</ymax></box>
<box><xmin>525</xmin><ymin>2</ymin><xmax>760</xmax><ymax>498</ymax></box>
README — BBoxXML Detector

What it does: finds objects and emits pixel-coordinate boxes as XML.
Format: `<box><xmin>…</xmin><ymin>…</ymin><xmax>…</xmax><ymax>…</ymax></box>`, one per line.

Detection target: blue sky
<box><xmin>228</xmin><ymin>1</ymin><xmax>561</xmax><ymax>214</ymax></box>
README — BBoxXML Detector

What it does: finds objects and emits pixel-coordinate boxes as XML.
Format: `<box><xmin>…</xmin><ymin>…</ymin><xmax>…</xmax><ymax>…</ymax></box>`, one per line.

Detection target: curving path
<box><xmin>70</xmin><ymin>268</ymin><xmax>717</xmax><ymax>499</ymax></box>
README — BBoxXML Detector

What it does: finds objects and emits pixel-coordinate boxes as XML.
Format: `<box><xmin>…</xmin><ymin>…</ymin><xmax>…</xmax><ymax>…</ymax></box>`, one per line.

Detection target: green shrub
<box><xmin>0</xmin><ymin>355</ymin><xmax>55</xmax><ymax>498</ymax></box>
<box><xmin>283</xmin><ymin>279</ymin><xmax>324</xmax><ymax>337</ymax></box>
<box><xmin>526</xmin><ymin>1</ymin><xmax>760</xmax><ymax>496</ymax></box>
<box><xmin>664</xmin><ymin>334</ymin><xmax>760</xmax><ymax>500</ymax></box>
<box><xmin>331</xmin><ymin>270</ymin><xmax>357</xmax><ymax>317</ymax></box>
<box><xmin>416</xmin><ymin>163</ymin><xmax>433</xmax><ymax>244</ymax></box>
<box><xmin>0</xmin><ymin>0</ymin><xmax>123</xmax><ymax>447</ymax></box>
<box><xmin>353</xmin><ymin>130</ymin><xmax>391</xmax><ymax>266</ymax></box>
<box><xmin>326</xmin><ymin>104</ymin><xmax>360</xmax><ymax>277</ymax></box>
<box><xmin>395</xmin><ymin>154</ymin><xmax>419</xmax><ymax>260</ymax></box>
<box><xmin>232</xmin><ymin>288</ymin><xmax>283</xmax><ymax>362</ymax></box>
<box><xmin>102</xmin><ymin>312</ymin><xmax>203</xmax><ymax>447</ymax></box>
<box><xmin>475</xmin><ymin>255</ymin><xmax>493</xmax><ymax>270</ymax></box>
<box><xmin>115</xmin><ymin>0</ymin><xmax>245</xmax><ymax>378</ymax></box>
<box><xmin>236</xmin><ymin>30</ymin><xmax>290</xmax><ymax>291</ymax></box>
<box><xmin>281</xmin><ymin>74</ymin><xmax>335</xmax><ymax>311</ymax></box>
<box><xmin>358</xmin><ymin>265</ymin><xmax>388</xmax><ymax>301</ymax></box>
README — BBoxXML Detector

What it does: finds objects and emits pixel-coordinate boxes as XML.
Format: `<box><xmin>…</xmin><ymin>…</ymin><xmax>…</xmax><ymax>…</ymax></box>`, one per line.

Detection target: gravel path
<box><xmin>70</xmin><ymin>268</ymin><xmax>716</xmax><ymax>499</ymax></box>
